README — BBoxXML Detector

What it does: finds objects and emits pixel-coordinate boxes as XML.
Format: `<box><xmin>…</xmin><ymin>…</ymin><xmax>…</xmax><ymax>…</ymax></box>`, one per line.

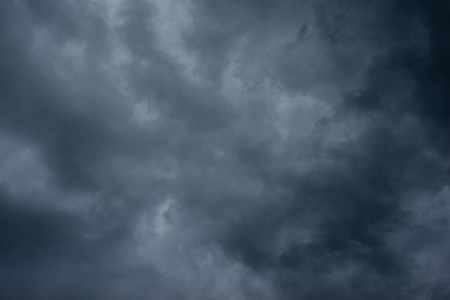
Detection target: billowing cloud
<box><xmin>1</xmin><ymin>0</ymin><xmax>449</xmax><ymax>299</ymax></box>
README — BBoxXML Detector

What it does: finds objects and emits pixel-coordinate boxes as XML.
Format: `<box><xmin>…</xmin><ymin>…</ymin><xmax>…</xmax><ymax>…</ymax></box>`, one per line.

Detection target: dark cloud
<box><xmin>1</xmin><ymin>0</ymin><xmax>449</xmax><ymax>299</ymax></box>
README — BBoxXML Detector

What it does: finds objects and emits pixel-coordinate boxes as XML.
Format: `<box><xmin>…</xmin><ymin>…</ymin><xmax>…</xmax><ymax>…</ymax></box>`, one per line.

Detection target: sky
<box><xmin>0</xmin><ymin>0</ymin><xmax>449</xmax><ymax>299</ymax></box>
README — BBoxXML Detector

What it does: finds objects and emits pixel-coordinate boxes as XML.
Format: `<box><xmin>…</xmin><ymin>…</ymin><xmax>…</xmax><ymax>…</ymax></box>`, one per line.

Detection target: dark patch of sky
<box><xmin>1</xmin><ymin>0</ymin><xmax>449</xmax><ymax>299</ymax></box>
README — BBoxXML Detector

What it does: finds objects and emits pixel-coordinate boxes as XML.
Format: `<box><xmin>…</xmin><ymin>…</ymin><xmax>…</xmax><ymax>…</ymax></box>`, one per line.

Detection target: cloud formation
<box><xmin>0</xmin><ymin>0</ymin><xmax>449</xmax><ymax>299</ymax></box>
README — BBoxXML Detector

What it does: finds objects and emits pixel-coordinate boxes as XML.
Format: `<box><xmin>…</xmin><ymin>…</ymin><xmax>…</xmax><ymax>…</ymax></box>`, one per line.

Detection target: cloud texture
<box><xmin>0</xmin><ymin>0</ymin><xmax>449</xmax><ymax>299</ymax></box>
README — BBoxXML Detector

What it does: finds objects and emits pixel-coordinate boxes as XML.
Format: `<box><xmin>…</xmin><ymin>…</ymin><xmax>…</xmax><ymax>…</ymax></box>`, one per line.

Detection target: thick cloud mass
<box><xmin>1</xmin><ymin>0</ymin><xmax>449</xmax><ymax>299</ymax></box>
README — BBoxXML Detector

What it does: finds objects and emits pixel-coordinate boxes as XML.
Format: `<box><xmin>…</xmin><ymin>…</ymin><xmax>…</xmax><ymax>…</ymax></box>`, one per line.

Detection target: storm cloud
<box><xmin>0</xmin><ymin>0</ymin><xmax>449</xmax><ymax>299</ymax></box>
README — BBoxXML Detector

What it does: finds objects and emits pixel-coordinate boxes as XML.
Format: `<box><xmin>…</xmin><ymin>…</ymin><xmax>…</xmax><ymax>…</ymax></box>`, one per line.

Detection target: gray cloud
<box><xmin>1</xmin><ymin>0</ymin><xmax>449</xmax><ymax>299</ymax></box>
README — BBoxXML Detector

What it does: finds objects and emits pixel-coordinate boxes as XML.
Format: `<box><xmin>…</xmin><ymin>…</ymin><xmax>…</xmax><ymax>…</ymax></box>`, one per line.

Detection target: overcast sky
<box><xmin>1</xmin><ymin>0</ymin><xmax>450</xmax><ymax>299</ymax></box>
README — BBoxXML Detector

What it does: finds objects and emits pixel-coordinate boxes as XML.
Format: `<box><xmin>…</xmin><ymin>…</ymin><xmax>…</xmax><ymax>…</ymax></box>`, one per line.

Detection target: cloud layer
<box><xmin>1</xmin><ymin>0</ymin><xmax>449</xmax><ymax>299</ymax></box>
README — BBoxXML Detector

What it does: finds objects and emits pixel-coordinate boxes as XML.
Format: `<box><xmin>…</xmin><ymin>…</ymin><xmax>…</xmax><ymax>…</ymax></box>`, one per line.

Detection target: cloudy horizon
<box><xmin>1</xmin><ymin>0</ymin><xmax>450</xmax><ymax>299</ymax></box>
